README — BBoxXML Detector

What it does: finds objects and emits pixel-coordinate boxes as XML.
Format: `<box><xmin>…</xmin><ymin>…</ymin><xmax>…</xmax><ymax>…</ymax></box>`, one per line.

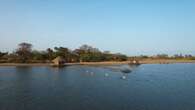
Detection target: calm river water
<box><xmin>0</xmin><ymin>64</ymin><xmax>195</xmax><ymax>110</ymax></box>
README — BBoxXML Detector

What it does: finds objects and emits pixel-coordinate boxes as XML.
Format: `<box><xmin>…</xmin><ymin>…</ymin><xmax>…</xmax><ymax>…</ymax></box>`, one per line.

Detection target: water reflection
<box><xmin>16</xmin><ymin>66</ymin><xmax>32</xmax><ymax>73</ymax></box>
<box><xmin>15</xmin><ymin>66</ymin><xmax>33</xmax><ymax>80</ymax></box>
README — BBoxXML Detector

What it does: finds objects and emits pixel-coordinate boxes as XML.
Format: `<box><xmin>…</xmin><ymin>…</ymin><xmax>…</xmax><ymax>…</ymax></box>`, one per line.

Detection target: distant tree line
<box><xmin>129</xmin><ymin>54</ymin><xmax>195</xmax><ymax>60</ymax></box>
<box><xmin>0</xmin><ymin>43</ymin><xmax>128</xmax><ymax>63</ymax></box>
<box><xmin>0</xmin><ymin>43</ymin><xmax>195</xmax><ymax>63</ymax></box>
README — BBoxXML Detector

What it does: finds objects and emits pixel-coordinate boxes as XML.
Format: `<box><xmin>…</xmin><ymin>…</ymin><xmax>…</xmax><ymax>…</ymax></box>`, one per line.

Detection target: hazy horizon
<box><xmin>0</xmin><ymin>0</ymin><xmax>195</xmax><ymax>56</ymax></box>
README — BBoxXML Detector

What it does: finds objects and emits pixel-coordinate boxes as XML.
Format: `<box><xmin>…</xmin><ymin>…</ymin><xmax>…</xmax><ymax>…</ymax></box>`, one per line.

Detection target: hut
<box><xmin>52</xmin><ymin>56</ymin><xmax>65</xmax><ymax>66</ymax></box>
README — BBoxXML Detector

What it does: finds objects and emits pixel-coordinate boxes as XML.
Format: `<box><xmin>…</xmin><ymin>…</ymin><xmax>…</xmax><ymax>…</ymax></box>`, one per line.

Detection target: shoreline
<box><xmin>0</xmin><ymin>60</ymin><xmax>195</xmax><ymax>66</ymax></box>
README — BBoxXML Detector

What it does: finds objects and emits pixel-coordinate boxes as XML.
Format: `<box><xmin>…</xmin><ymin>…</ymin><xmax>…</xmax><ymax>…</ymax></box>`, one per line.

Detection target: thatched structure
<box><xmin>52</xmin><ymin>56</ymin><xmax>65</xmax><ymax>66</ymax></box>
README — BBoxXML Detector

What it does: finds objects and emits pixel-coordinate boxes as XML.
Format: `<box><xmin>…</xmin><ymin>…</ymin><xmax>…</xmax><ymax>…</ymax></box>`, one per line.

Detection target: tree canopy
<box><xmin>16</xmin><ymin>42</ymin><xmax>33</xmax><ymax>63</ymax></box>
<box><xmin>0</xmin><ymin>43</ymin><xmax>194</xmax><ymax>63</ymax></box>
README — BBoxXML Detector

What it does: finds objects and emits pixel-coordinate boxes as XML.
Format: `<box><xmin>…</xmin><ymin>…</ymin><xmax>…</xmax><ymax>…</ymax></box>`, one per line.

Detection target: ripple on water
<box><xmin>0</xmin><ymin>64</ymin><xmax>195</xmax><ymax>110</ymax></box>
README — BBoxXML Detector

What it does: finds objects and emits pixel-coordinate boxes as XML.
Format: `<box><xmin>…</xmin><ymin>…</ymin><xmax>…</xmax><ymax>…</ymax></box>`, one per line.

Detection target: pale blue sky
<box><xmin>0</xmin><ymin>0</ymin><xmax>195</xmax><ymax>55</ymax></box>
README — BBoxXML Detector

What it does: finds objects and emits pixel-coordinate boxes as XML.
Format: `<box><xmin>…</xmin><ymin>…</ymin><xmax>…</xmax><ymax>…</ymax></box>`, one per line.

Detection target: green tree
<box><xmin>0</xmin><ymin>52</ymin><xmax>8</xmax><ymax>59</ymax></box>
<box><xmin>79</xmin><ymin>44</ymin><xmax>100</xmax><ymax>53</ymax></box>
<box><xmin>32</xmin><ymin>50</ymin><xmax>48</xmax><ymax>61</ymax></box>
<box><xmin>46</xmin><ymin>48</ymin><xmax>54</xmax><ymax>61</ymax></box>
<box><xmin>156</xmin><ymin>54</ymin><xmax>169</xmax><ymax>59</ymax></box>
<box><xmin>16</xmin><ymin>42</ymin><xmax>32</xmax><ymax>63</ymax></box>
<box><xmin>54</xmin><ymin>47</ymin><xmax>71</xmax><ymax>61</ymax></box>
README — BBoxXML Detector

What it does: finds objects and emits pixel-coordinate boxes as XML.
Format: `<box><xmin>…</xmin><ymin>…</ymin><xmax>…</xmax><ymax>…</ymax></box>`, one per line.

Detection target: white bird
<box><xmin>105</xmin><ymin>73</ymin><xmax>109</xmax><ymax>77</ymax></box>
<box><xmin>121</xmin><ymin>76</ymin><xmax>126</xmax><ymax>79</ymax></box>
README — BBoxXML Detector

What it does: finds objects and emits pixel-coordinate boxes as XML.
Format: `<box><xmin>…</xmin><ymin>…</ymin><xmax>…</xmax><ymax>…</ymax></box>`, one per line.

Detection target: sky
<box><xmin>0</xmin><ymin>0</ymin><xmax>195</xmax><ymax>56</ymax></box>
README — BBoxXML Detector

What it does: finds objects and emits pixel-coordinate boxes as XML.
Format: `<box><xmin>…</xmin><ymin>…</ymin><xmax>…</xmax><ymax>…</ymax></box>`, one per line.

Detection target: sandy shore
<box><xmin>0</xmin><ymin>60</ymin><xmax>195</xmax><ymax>66</ymax></box>
<box><xmin>0</xmin><ymin>63</ymin><xmax>52</xmax><ymax>66</ymax></box>
<box><xmin>0</xmin><ymin>62</ymin><xmax>127</xmax><ymax>66</ymax></box>
<box><xmin>73</xmin><ymin>60</ymin><xmax>195</xmax><ymax>65</ymax></box>
<box><xmin>140</xmin><ymin>59</ymin><xmax>195</xmax><ymax>64</ymax></box>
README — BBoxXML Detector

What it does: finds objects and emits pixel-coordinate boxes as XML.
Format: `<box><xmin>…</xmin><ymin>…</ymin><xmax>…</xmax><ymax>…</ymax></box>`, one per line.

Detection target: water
<box><xmin>0</xmin><ymin>64</ymin><xmax>195</xmax><ymax>110</ymax></box>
